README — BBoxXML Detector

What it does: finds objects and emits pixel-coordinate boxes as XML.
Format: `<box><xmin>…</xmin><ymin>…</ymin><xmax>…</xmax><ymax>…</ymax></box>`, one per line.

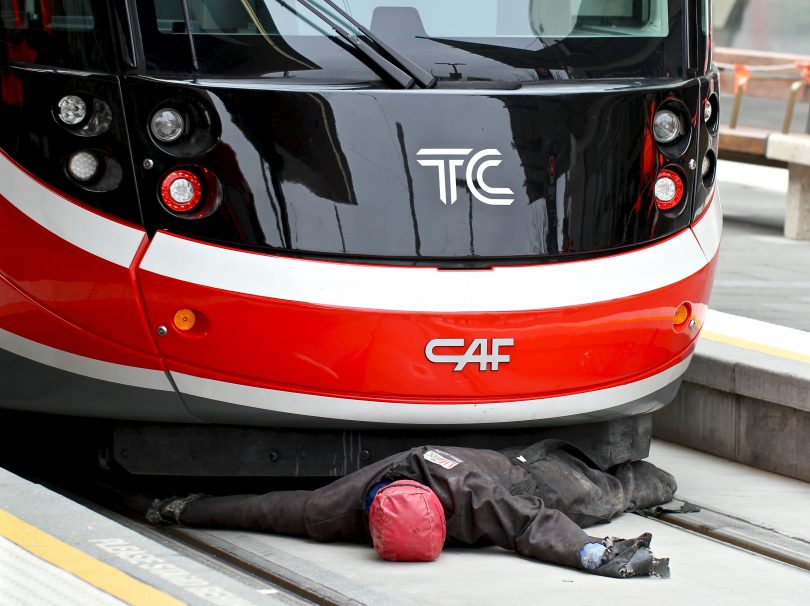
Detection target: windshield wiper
<box><xmin>293</xmin><ymin>0</ymin><xmax>436</xmax><ymax>89</ymax></box>
<box><xmin>179</xmin><ymin>0</ymin><xmax>200</xmax><ymax>71</ymax></box>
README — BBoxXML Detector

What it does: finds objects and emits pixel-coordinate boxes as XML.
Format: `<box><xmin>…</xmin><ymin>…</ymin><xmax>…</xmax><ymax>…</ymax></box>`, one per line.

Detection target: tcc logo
<box><xmin>425</xmin><ymin>338</ymin><xmax>514</xmax><ymax>371</ymax></box>
<box><xmin>417</xmin><ymin>148</ymin><xmax>515</xmax><ymax>206</ymax></box>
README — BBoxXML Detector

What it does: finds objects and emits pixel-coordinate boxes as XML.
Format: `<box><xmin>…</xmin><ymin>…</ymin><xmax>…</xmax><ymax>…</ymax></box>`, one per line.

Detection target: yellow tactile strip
<box><xmin>702</xmin><ymin>331</ymin><xmax>810</xmax><ymax>365</ymax></box>
<box><xmin>0</xmin><ymin>509</ymin><xmax>186</xmax><ymax>606</ymax></box>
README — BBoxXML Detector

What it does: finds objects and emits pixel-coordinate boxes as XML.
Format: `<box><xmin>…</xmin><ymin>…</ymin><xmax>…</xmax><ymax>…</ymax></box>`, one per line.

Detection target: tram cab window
<box><xmin>152</xmin><ymin>1</ymin><xmax>668</xmax><ymax>38</ymax></box>
<box><xmin>0</xmin><ymin>0</ymin><xmax>111</xmax><ymax>71</ymax></box>
<box><xmin>143</xmin><ymin>0</ymin><xmax>682</xmax><ymax>81</ymax></box>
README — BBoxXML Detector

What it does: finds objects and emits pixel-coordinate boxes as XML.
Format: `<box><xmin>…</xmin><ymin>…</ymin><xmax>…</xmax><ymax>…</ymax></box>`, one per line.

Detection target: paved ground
<box><xmin>202</xmin><ymin>441</ymin><xmax>810</xmax><ymax>606</ymax></box>
<box><xmin>712</xmin><ymin>161</ymin><xmax>810</xmax><ymax>331</ymax></box>
<box><xmin>715</xmin><ymin>0</ymin><xmax>810</xmax><ymax>56</ymax></box>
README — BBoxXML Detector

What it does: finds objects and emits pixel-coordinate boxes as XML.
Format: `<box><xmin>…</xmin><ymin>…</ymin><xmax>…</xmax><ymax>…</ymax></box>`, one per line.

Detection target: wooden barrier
<box><xmin>714</xmin><ymin>47</ymin><xmax>810</xmax><ymax>166</ymax></box>
<box><xmin>713</xmin><ymin>48</ymin><xmax>810</xmax><ymax>239</ymax></box>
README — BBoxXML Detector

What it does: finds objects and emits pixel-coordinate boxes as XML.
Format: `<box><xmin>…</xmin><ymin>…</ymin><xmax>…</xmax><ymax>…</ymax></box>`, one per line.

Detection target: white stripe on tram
<box><xmin>0</xmin><ymin>152</ymin><xmax>144</xmax><ymax>268</ymax></box>
<box><xmin>692</xmin><ymin>189</ymin><xmax>722</xmax><ymax>260</ymax></box>
<box><xmin>141</xmin><ymin>207</ymin><xmax>718</xmax><ymax>313</ymax></box>
<box><xmin>172</xmin><ymin>355</ymin><xmax>692</xmax><ymax>424</ymax></box>
<box><xmin>0</xmin><ymin>328</ymin><xmax>173</xmax><ymax>391</ymax></box>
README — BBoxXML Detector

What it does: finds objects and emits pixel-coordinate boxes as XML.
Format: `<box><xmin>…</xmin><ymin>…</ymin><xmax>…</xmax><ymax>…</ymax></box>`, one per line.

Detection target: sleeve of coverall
<box><xmin>446</xmin><ymin>471</ymin><xmax>594</xmax><ymax>569</ymax></box>
<box><xmin>180</xmin><ymin>492</ymin><xmax>311</xmax><ymax>536</ymax></box>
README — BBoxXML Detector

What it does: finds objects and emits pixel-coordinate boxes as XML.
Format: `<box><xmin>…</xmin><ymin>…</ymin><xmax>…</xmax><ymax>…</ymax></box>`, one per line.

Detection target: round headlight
<box><xmin>57</xmin><ymin>95</ymin><xmax>87</xmax><ymax>125</ymax></box>
<box><xmin>653</xmin><ymin>110</ymin><xmax>682</xmax><ymax>144</ymax></box>
<box><xmin>169</xmin><ymin>178</ymin><xmax>196</xmax><ymax>204</ymax></box>
<box><xmin>150</xmin><ymin>108</ymin><xmax>185</xmax><ymax>143</ymax></box>
<box><xmin>702</xmin><ymin>153</ymin><xmax>712</xmax><ymax>177</ymax></box>
<box><xmin>160</xmin><ymin>170</ymin><xmax>202</xmax><ymax>212</ymax></box>
<box><xmin>703</xmin><ymin>98</ymin><xmax>713</xmax><ymax>123</ymax></box>
<box><xmin>655</xmin><ymin>177</ymin><xmax>677</xmax><ymax>202</ymax></box>
<box><xmin>654</xmin><ymin>169</ymin><xmax>684</xmax><ymax>210</ymax></box>
<box><xmin>67</xmin><ymin>151</ymin><xmax>99</xmax><ymax>182</ymax></box>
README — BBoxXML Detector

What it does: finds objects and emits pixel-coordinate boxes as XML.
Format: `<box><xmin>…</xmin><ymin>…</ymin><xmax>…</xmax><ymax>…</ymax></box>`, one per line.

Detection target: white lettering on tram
<box><xmin>416</xmin><ymin>148</ymin><xmax>515</xmax><ymax>206</ymax></box>
<box><xmin>425</xmin><ymin>338</ymin><xmax>514</xmax><ymax>371</ymax></box>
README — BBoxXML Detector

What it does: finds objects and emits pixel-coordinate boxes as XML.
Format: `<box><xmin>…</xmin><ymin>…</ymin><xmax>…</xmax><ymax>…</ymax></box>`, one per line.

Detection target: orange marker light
<box><xmin>673</xmin><ymin>303</ymin><xmax>690</xmax><ymax>328</ymax></box>
<box><xmin>173</xmin><ymin>308</ymin><xmax>196</xmax><ymax>331</ymax></box>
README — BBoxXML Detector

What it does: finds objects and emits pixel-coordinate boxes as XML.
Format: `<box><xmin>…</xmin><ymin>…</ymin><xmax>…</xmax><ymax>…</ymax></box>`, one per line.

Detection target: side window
<box><xmin>0</xmin><ymin>0</ymin><xmax>112</xmax><ymax>71</ymax></box>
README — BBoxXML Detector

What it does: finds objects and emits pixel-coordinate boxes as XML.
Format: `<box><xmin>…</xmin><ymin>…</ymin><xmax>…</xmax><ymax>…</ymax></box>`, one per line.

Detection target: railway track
<box><xmin>4</xmin><ymin>425</ymin><xmax>808</xmax><ymax>606</ymax></box>
<box><xmin>652</xmin><ymin>499</ymin><xmax>810</xmax><ymax>573</ymax></box>
<box><xmin>65</xmin><ymin>478</ymin><xmax>810</xmax><ymax>606</ymax></box>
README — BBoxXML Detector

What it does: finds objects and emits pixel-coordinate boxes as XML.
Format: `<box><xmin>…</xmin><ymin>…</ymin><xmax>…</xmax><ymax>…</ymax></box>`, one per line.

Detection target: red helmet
<box><xmin>368</xmin><ymin>480</ymin><xmax>446</xmax><ymax>562</ymax></box>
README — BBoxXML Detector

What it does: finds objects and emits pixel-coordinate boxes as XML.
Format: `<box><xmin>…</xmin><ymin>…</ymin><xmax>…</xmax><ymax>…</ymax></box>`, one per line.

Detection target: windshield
<box><xmin>158</xmin><ymin>1</ymin><xmax>669</xmax><ymax>38</ymax></box>
<box><xmin>141</xmin><ymin>0</ymin><xmax>682</xmax><ymax>82</ymax></box>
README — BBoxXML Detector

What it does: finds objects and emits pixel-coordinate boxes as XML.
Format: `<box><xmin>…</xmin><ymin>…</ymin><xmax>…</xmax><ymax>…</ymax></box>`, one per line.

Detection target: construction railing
<box><xmin>714</xmin><ymin>47</ymin><xmax>810</xmax><ymax>240</ymax></box>
<box><xmin>715</xmin><ymin>47</ymin><xmax>810</xmax><ymax>165</ymax></box>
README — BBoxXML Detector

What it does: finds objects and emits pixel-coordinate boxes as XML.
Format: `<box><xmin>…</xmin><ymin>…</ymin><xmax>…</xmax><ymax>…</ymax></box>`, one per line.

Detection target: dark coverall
<box><xmin>177</xmin><ymin>441</ymin><xmax>676</xmax><ymax>570</ymax></box>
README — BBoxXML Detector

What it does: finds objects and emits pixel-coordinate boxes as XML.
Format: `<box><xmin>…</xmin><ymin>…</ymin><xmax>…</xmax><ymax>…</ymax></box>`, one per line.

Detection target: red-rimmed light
<box><xmin>160</xmin><ymin>170</ymin><xmax>202</xmax><ymax>212</ymax></box>
<box><xmin>654</xmin><ymin>169</ymin><xmax>684</xmax><ymax>211</ymax></box>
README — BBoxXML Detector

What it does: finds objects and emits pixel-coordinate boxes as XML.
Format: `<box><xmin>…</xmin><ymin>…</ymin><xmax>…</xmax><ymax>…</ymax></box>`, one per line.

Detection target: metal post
<box><xmin>783</xmin><ymin>81</ymin><xmax>803</xmax><ymax>134</ymax></box>
<box><xmin>729</xmin><ymin>84</ymin><xmax>746</xmax><ymax>129</ymax></box>
<box><xmin>806</xmin><ymin>101</ymin><xmax>810</xmax><ymax>134</ymax></box>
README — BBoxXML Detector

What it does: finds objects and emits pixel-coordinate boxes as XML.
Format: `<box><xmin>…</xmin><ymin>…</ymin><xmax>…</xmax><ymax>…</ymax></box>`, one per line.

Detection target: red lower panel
<box><xmin>138</xmin><ymin>256</ymin><xmax>717</xmax><ymax>402</ymax></box>
<box><xmin>0</xmin><ymin>274</ymin><xmax>164</xmax><ymax>370</ymax></box>
<box><xmin>0</xmin><ymin>194</ymin><xmax>155</xmax><ymax>355</ymax></box>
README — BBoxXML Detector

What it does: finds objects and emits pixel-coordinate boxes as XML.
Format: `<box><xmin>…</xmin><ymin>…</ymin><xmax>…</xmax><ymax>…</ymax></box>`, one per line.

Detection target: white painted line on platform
<box><xmin>702</xmin><ymin>309</ymin><xmax>810</xmax><ymax>364</ymax></box>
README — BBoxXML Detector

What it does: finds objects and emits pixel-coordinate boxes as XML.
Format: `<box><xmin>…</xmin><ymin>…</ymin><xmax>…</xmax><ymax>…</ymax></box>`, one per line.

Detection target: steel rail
<box><xmin>647</xmin><ymin>499</ymin><xmax>810</xmax><ymax>572</ymax></box>
<box><xmin>20</xmin><ymin>470</ymin><xmax>810</xmax><ymax>600</ymax></box>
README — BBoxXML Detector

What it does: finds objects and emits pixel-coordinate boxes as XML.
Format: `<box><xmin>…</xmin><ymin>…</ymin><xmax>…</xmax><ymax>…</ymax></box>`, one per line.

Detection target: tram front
<box><xmin>0</xmin><ymin>1</ymin><xmax>720</xmax><ymax>469</ymax></box>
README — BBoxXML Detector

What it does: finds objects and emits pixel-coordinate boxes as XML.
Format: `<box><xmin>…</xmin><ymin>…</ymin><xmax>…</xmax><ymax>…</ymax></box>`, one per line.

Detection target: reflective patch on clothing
<box><xmin>424</xmin><ymin>450</ymin><xmax>463</xmax><ymax>469</ymax></box>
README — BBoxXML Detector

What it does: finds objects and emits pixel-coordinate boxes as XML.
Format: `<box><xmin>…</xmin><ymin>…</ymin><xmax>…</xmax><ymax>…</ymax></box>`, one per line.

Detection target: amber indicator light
<box><xmin>173</xmin><ymin>308</ymin><xmax>197</xmax><ymax>332</ymax></box>
<box><xmin>673</xmin><ymin>303</ymin><xmax>691</xmax><ymax>328</ymax></box>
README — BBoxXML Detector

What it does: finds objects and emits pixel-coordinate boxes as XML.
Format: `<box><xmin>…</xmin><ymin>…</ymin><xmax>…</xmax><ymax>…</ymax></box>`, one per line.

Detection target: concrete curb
<box><xmin>653</xmin><ymin>337</ymin><xmax>810</xmax><ymax>482</ymax></box>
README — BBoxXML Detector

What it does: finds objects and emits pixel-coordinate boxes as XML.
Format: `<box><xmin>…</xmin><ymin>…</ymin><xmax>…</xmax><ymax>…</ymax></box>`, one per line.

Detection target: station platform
<box><xmin>2</xmin><ymin>438</ymin><xmax>810</xmax><ymax>606</ymax></box>
<box><xmin>710</xmin><ymin>160</ymin><xmax>810</xmax><ymax>332</ymax></box>
<box><xmin>0</xmin><ymin>466</ymin><xmax>288</xmax><ymax>606</ymax></box>
<box><xmin>3</xmin><ymin>404</ymin><xmax>809</xmax><ymax>600</ymax></box>
<box><xmin>652</xmin><ymin>159</ymin><xmax>810</xmax><ymax>482</ymax></box>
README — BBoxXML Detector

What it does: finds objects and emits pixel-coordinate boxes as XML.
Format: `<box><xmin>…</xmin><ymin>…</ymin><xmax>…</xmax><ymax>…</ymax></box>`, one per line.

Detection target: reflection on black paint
<box><xmin>395</xmin><ymin>122</ymin><xmax>421</xmax><ymax>257</ymax></box>
<box><xmin>217</xmin><ymin>90</ymin><xmax>355</xmax><ymax>205</ymax></box>
<box><xmin>259</xmin><ymin>158</ymin><xmax>287</xmax><ymax>247</ymax></box>
<box><xmin>0</xmin><ymin>0</ymin><xmax>713</xmax><ymax>267</ymax></box>
<box><xmin>210</xmin><ymin>142</ymin><xmax>267</xmax><ymax>245</ymax></box>
<box><xmin>126</xmin><ymin>80</ymin><xmax>698</xmax><ymax>262</ymax></box>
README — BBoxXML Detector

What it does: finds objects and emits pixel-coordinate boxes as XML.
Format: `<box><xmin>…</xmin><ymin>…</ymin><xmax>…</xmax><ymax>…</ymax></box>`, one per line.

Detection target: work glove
<box><xmin>146</xmin><ymin>494</ymin><xmax>206</xmax><ymax>525</ymax></box>
<box><xmin>583</xmin><ymin>533</ymin><xmax>670</xmax><ymax>578</ymax></box>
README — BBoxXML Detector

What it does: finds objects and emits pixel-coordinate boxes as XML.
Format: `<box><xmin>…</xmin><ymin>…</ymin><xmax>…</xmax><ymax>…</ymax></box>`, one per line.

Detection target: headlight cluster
<box><xmin>56</xmin><ymin>93</ymin><xmax>120</xmax><ymax>192</ymax></box>
<box><xmin>651</xmin><ymin>91</ymin><xmax>718</xmax><ymax>213</ymax></box>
